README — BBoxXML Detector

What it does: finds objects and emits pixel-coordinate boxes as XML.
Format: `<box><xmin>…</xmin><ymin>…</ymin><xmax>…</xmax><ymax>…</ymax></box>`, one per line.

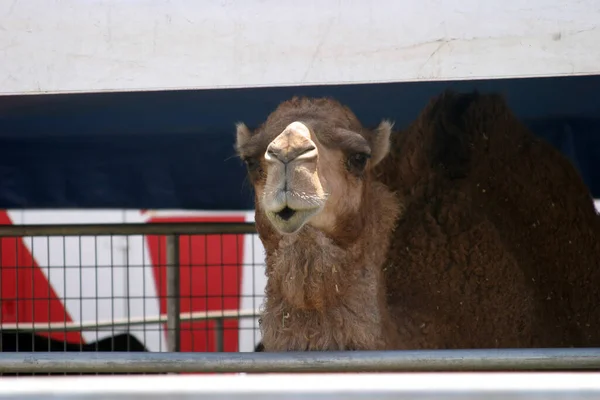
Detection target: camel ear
<box><xmin>369</xmin><ymin>119</ymin><xmax>393</xmax><ymax>167</ymax></box>
<box><xmin>235</xmin><ymin>122</ymin><xmax>252</xmax><ymax>155</ymax></box>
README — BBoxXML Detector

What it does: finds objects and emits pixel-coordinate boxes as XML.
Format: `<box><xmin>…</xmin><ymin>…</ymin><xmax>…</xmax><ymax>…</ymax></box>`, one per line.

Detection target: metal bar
<box><xmin>1</xmin><ymin>349</ymin><xmax>600</xmax><ymax>374</ymax></box>
<box><xmin>0</xmin><ymin>222</ymin><xmax>256</xmax><ymax>237</ymax></box>
<box><xmin>166</xmin><ymin>234</ymin><xmax>181</xmax><ymax>353</ymax></box>
<box><xmin>214</xmin><ymin>319</ymin><xmax>224</xmax><ymax>352</ymax></box>
<box><xmin>0</xmin><ymin>309</ymin><xmax>260</xmax><ymax>332</ymax></box>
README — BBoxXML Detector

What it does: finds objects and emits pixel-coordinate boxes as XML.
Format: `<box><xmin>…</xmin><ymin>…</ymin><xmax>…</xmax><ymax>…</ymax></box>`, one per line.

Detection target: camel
<box><xmin>235</xmin><ymin>90</ymin><xmax>600</xmax><ymax>352</ymax></box>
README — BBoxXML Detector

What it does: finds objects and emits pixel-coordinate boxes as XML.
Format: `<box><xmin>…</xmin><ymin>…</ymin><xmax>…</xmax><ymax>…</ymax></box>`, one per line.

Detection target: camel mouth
<box><xmin>264</xmin><ymin>203</ymin><xmax>321</xmax><ymax>234</ymax></box>
<box><xmin>276</xmin><ymin>206</ymin><xmax>296</xmax><ymax>221</ymax></box>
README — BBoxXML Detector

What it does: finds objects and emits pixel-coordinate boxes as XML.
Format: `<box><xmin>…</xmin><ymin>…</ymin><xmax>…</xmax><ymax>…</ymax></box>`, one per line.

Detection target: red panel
<box><xmin>0</xmin><ymin>211</ymin><xmax>83</xmax><ymax>344</ymax></box>
<box><xmin>146</xmin><ymin>215</ymin><xmax>245</xmax><ymax>352</ymax></box>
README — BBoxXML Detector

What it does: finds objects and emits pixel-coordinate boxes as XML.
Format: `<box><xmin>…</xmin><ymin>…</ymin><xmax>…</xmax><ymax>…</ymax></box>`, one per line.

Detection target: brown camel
<box><xmin>235</xmin><ymin>91</ymin><xmax>600</xmax><ymax>352</ymax></box>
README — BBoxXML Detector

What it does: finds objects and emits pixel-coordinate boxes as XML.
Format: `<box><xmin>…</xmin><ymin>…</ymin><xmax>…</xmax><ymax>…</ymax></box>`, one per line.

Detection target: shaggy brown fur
<box><xmin>375</xmin><ymin>91</ymin><xmax>600</xmax><ymax>349</ymax></box>
<box><xmin>239</xmin><ymin>91</ymin><xmax>600</xmax><ymax>351</ymax></box>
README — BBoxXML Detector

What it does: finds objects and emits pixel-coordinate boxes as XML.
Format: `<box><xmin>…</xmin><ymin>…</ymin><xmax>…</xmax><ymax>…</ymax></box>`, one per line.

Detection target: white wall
<box><xmin>1</xmin><ymin>0</ymin><xmax>599</xmax><ymax>95</ymax></box>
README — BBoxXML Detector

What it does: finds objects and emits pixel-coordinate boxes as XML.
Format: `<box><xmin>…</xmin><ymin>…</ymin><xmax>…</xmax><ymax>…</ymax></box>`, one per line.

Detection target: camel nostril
<box><xmin>266</xmin><ymin>146</ymin><xmax>287</xmax><ymax>163</ymax></box>
<box><xmin>266</xmin><ymin>149</ymin><xmax>280</xmax><ymax>160</ymax></box>
<box><xmin>298</xmin><ymin>145</ymin><xmax>316</xmax><ymax>157</ymax></box>
<box><xmin>266</xmin><ymin>145</ymin><xmax>316</xmax><ymax>164</ymax></box>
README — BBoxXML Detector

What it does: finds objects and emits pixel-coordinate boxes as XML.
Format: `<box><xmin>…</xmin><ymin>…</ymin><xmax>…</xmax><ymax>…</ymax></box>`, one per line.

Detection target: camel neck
<box><xmin>258</xmin><ymin>182</ymin><xmax>401</xmax><ymax>351</ymax></box>
<box><xmin>268</xmin><ymin>226</ymin><xmax>374</xmax><ymax>309</ymax></box>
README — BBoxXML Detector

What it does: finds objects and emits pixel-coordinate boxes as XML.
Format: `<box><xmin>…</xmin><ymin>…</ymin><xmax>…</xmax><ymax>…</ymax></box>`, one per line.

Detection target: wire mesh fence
<box><xmin>0</xmin><ymin>220</ymin><xmax>264</xmax><ymax>376</ymax></box>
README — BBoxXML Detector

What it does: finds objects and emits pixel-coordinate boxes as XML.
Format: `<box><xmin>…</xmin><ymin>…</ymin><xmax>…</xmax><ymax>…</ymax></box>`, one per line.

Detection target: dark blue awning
<box><xmin>1</xmin><ymin>75</ymin><xmax>599</xmax><ymax>210</ymax></box>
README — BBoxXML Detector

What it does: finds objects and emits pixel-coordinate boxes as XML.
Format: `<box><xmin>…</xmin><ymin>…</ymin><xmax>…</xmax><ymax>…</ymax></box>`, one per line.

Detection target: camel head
<box><xmin>235</xmin><ymin>97</ymin><xmax>393</xmax><ymax>236</ymax></box>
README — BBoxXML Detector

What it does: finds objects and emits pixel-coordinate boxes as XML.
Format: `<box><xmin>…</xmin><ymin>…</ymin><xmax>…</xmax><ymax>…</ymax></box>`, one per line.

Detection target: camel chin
<box><xmin>265</xmin><ymin>206</ymin><xmax>320</xmax><ymax>234</ymax></box>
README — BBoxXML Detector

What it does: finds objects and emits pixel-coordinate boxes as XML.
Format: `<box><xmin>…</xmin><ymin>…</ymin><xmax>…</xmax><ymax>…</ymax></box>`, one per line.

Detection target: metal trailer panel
<box><xmin>0</xmin><ymin>0</ymin><xmax>599</xmax><ymax>95</ymax></box>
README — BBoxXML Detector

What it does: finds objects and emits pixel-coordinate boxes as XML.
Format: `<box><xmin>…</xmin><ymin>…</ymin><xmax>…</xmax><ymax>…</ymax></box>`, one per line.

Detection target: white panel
<box><xmin>6</xmin><ymin>210</ymin><xmax>23</xmax><ymax>225</ymax></box>
<box><xmin>1</xmin><ymin>0</ymin><xmax>599</xmax><ymax>95</ymax></box>
<box><xmin>238</xmin><ymin>211</ymin><xmax>267</xmax><ymax>352</ymax></box>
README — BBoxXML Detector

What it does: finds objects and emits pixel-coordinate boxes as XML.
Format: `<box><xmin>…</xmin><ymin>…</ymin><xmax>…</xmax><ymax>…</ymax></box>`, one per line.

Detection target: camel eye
<box><xmin>347</xmin><ymin>152</ymin><xmax>370</xmax><ymax>172</ymax></box>
<box><xmin>244</xmin><ymin>158</ymin><xmax>260</xmax><ymax>172</ymax></box>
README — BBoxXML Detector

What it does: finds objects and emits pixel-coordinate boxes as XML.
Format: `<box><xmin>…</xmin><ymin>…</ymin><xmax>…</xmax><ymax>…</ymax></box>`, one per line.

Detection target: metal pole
<box><xmin>1</xmin><ymin>349</ymin><xmax>600</xmax><ymax>374</ymax></box>
<box><xmin>166</xmin><ymin>234</ymin><xmax>181</xmax><ymax>353</ymax></box>
<box><xmin>0</xmin><ymin>309</ymin><xmax>260</xmax><ymax>332</ymax></box>
<box><xmin>0</xmin><ymin>222</ymin><xmax>256</xmax><ymax>237</ymax></box>
<box><xmin>214</xmin><ymin>319</ymin><xmax>224</xmax><ymax>352</ymax></box>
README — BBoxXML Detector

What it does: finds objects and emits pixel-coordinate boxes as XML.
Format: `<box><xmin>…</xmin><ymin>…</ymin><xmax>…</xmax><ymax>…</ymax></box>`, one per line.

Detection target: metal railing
<box><xmin>1</xmin><ymin>348</ymin><xmax>600</xmax><ymax>374</ymax></box>
<box><xmin>0</xmin><ymin>222</ymin><xmax>257</xmax><ymax>237</ymax></box>
<box><xmin>0</xmin><ymin>309</ymin><xmax>261</xmax><ymax>353</ymax></box>
<box><xmin>0</xmin><ymin>309</ymin><xmax>261</xmax><ymax>332</ymax></box>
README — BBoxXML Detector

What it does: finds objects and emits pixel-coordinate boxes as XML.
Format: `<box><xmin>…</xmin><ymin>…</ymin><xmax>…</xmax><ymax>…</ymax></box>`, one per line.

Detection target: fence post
<box><xmin>166</xmin><ymin>234</ymin><xmax>181</xmax><ymax>353</ymax></box>
<box><xmin>214</xmin><ymin>319</ymin><xmax>224</xmax><ymax>352</ymax></box>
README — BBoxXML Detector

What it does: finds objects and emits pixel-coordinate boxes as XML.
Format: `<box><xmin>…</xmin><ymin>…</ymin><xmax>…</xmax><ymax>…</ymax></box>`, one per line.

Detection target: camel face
<box><xmin>260</xmin><ymin>121</ymin><xmax>325</xmax><ymax>233</ymax></box>
<box><xmin>235</xmin><ymin>97</ymin><xmax>393</xmax><ymax>236</ymax></box>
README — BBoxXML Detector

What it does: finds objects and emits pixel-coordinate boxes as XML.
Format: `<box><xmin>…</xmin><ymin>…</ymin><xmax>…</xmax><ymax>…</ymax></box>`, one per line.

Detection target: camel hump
<box><xmin>428</xmin><ymin>90</ymin><xmax>483</xmax><ymax>180</ymax></box>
